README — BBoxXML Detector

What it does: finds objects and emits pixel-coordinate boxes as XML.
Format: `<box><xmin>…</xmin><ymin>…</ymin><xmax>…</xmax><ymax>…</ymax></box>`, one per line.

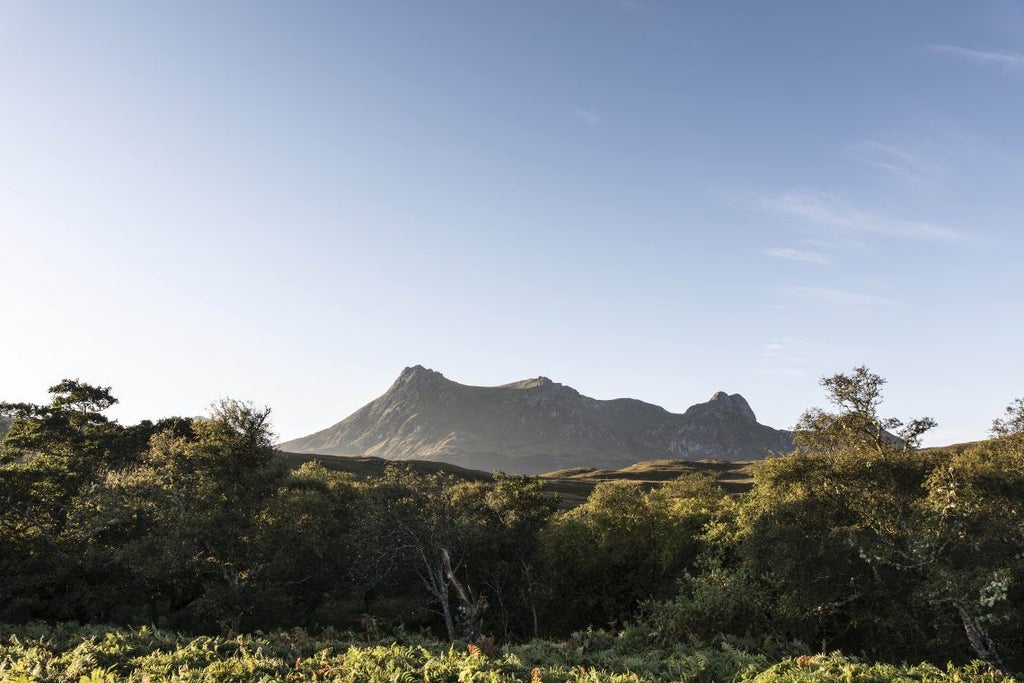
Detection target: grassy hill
<box><xmin>278</xmin><ymin>450</ymin><xmax>758</xmax><ymax>508</ymax></box>
<box><xmin>279</xmin><ymin>450</ymin><xmax>494</xmax><ymax>482</ymax></box>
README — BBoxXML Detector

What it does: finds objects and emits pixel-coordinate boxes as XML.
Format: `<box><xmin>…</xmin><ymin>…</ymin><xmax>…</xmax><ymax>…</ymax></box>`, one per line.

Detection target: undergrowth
<box><xmin>0</xmin><ymin>624</ymin><xmax>1013</xmax><ymax>682</ymax></box>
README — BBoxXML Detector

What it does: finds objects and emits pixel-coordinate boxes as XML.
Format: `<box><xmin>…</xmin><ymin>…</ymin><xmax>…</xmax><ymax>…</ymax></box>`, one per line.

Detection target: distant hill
<box><xmin>279</xmin><ymin>450</ymin><xmax>494</xmax><ymax>483</ymax></box>
<box><xmin>277</xmin><ymin>450</ymin><xmax>758</xmax><ymax>508</ymax></box>
<box><xmin>278</xmin><ymin>365</ymin><xmax>794</xmax><ymax>474</ymax></box>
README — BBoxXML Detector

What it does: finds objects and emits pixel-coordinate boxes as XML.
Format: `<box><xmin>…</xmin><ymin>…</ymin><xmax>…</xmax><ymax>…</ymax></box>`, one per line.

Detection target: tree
<box><xmin>760</xmin><ymin>368</ymin><xmax>1024</xmax><ymax>669</ymax></box>
<box><xmin>539</xmin><ymin>475</ymin><xmax>727</xmax><ymax>634</ymax></box>
<box><xmin>351</xmin><ymin>468</ymin><xmax>467</xmax><ymax>640</ymax></box>
<box><xmin>735</xmin><ymin>368</ymin><xmax>947</xmax><ymax>657</ymax></box>
<box><xmin>737</xmin><ymin>444</ymin><xmax>937</xmax><ymax>657</ymax></box>
<box><xmin>244</xmin><ymin>462</ymin><xmax>360</xmax><ymax>628</ymax></box>
<box><xmin>107</xmin><ymin>399</ymin><xmax>287</xmax><ymax>631</ymax></box>
<box><xmin>448</xmin><ymin>473</ymin><xmax>556</xmax><ymax>639</ymax></box>
<box><xmin>794</xmin><ymin>365</ymin><xmax>936</xmax><ymax>458</ymax></box>
<box><xmin>991</xmin><ymin>398</ymin><xmax>1024</xmax><ymax>440</ymax></box>
<box><xmin>0</xmin><ymin>380</ymin><xmax>126</xmax><ymax>621</ymax></box>
<box><xmin>912</xmin><ymin>397</ymin><xmax>1024</xmax><ymax>671</ymax></box>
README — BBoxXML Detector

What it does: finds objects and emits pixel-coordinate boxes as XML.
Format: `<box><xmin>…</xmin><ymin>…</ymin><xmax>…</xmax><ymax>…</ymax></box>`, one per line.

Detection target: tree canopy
<box><xmin>2</xmin><ymin>374</ymin><xmax>1023</xmax><ymax>672</ymax></box>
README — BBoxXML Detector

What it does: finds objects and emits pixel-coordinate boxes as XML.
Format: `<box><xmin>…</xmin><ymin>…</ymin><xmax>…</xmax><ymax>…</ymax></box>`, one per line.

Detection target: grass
<box><xmin>277</xmin><ymin>452</ymin><xmax>758</xmax><ymax>508</ymax></box>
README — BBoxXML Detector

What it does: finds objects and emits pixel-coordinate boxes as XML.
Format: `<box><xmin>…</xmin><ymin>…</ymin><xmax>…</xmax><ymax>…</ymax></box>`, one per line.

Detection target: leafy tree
<box><xmin>744</xmin><ymin>368</ymin><xmax>1024</xmax><ymax>670</ymax></box>
<box><xmin>0</xmin><ymin>380</ymin><xmax>127</xmax><ymax>621</ymax></box>
<box><xmin>540</xmin><ymin>474</ymin><xmax>727</xmax><ymax>634</ymax></box>
<box><xmin>106</xmin><ymin>399</ymin><xmax>287</xmax><ymax>631</ymax></box>
<box><xmin>795</xmin><ymin>365</ymin><xmax>936</xmax><ymax>457</ymax></box>
<box><xmin>350</xmin><ymin>469</ymin><xmax>558</xmax><ymax>641</ymax></box>
<box><xmin>350</xmin><ymin>468</ymin><xmax>468</xmax><ymax>639</ymax></box>
<box><xmin>245</xmin><ymin>461</ymin><xmax>360</xmax><ymax>628</ymax></box>
<box><xmin>737</xmin><ymin>446</ymin><xmax>938</xmax><ymax>657</ymax></box>
<box><xmin>911</xmin><ymin>397</ymin><xmax>1024</xmax><ymax>670</ymax></box>
<box><xmin>446</xmin><ymin>473</ymin><xmax>556</xmax><ymax>639</ymax></box>
<box><xmin>733</xmin><ymin>368</ymin><xmax>945</xmax><ymax>656</ymax></box>
<box><xmin>991</xmin><ymin>398</ymin><xmax>1024</xmax><ymax>439</ymax></box>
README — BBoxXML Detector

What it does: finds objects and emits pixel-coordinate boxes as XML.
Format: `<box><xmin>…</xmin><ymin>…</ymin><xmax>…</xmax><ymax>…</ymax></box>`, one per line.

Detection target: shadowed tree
<box><xmin>106</xmin><ymin>399</ymin><xmax>287</xmax><ymax>631</ymax></box>
<box><xmin>0</xmin><ymin>380</ymin><xmax>126</xmax><ymax>621</ymax></box>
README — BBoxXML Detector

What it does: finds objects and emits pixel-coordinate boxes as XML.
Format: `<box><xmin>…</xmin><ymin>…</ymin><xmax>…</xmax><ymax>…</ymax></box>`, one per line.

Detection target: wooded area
<box><xmin>2</xmin><ymin>369</ymin><xmax>1023</xmax><ymax>674</ymax></box>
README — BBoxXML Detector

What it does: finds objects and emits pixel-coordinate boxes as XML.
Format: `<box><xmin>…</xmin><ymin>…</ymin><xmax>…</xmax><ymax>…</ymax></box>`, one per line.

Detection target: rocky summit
<box><xmin>277</xmin><ymin>365</ymin><xmax>794</xmax><ymax>474</ymax></box>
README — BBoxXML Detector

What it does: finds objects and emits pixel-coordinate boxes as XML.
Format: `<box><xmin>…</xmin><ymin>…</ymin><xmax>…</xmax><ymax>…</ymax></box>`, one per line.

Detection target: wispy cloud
<box><xmin>797</xmin><ymin>235</ymin><xmax>871</xmax><ymax>254</ymax></box>
<box><xmin>781</xmin><ymin>286</ymin><xmax>901</xmax><ymax>308</ymax></box>
<box><xmin>757</xmin><ymin>191</ymin><xmax>962</xmax><ymax>242</ymax></box>
<box><xmin>849</xmin><ymin>140</ymin><xmax>948</xmax><ymax>194</ymax></box>
<box><xmin>574</xmin><ymin>108</ymin><xmax>601</xmax><ymax>126</ymax></box>
<box><xmin>930</xmin><ymin>44</ymin><xmax>1024</xmax><ymax>77</ymax></box>
<box><xmin>764</xmin><ymin>247</ymin><xmax>830</xmax><ymax>264</ymax></box>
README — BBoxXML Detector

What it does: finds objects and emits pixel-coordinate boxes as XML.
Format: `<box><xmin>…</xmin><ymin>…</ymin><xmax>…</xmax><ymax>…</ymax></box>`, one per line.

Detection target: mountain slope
<box><xmin>278</xmin><ymin>365</ymin><xmax>794</xmax><ymax>474</ymax></box>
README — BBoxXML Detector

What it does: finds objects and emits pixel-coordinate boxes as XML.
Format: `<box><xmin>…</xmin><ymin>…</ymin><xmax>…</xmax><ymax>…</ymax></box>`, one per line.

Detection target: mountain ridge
<box><xmin>278</xmin><ymin>365</ymin><xmax>794</xmax><ymax>474</ymax></box>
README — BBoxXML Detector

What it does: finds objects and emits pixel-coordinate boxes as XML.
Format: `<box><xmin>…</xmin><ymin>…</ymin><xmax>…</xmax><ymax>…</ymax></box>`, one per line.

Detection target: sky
<box><xmin>2</xmin><ymin>1</ymin><xmax>1023</xmax><ymax>448</ymax></box>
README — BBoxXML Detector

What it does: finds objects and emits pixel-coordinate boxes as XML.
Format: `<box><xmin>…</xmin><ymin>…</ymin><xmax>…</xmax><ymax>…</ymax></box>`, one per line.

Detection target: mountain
<box><xmin>277</xmin><ymin>365</ymin><xmax>794</xmax><ymax>474</ymax></box>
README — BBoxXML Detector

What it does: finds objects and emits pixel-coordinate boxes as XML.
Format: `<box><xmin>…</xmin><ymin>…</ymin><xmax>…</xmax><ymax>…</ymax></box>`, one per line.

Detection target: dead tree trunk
<box><xmin>956</xmin><ymin>604</ymin><xmax>1006</xmax><ymax>674</ymax></box>
<box><xmin>434</xmin><ymin>562</ymin><xmax>455</xmax><ymax>641</ymax></box>
<box><xmin>441</xmin><ymin>547</ymin><xmax>488</xmax><ymax>642</ymax></box>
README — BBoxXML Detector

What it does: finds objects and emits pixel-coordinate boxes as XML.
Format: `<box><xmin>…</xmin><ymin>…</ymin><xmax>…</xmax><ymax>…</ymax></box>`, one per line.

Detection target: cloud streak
<box><xmin>850</xmin><ymin>140</ymin><xmax>948</xmax><ymax>194</ymax></box>
<box><xmin>781</xmin><ymin>286</ymin><xmax>900</xmax><ymax>308</ymax></box>
<box><xmin>930</xmin><ymin>45</ymin><xmax>1024</xmax><ymax>77</ymax></box>
<box><xmin>764</xmin><ymin>247</ymin><xmax>830</xmax><ymax>264</ymax></box>
<box><xmin>757</xmin><ymin>191</ymin><xmax>961</xmax><ymax>243</ymax></box>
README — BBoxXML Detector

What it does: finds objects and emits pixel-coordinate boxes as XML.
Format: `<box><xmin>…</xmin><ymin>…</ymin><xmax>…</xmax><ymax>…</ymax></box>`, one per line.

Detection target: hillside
<box><xmin>278</xmin><ymin>365</ymin><xmax>793</xmax><ymax>474</ymax></box>
<box><xmin>277</xmin><ymin>450</ymin><xmax>758</xmax><ymax>507</ymax></box>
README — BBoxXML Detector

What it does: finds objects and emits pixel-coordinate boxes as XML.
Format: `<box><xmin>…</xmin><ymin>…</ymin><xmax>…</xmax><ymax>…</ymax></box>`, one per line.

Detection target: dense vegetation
<box><xmin>2</xmin><ymin>368</ymin><xmax>1023</xmax><ymax>678</ymax></box>
<box><xmin>0</xmin><ymin>623</ymin><xmax>1011</xmax><ymax>682</ymax></box>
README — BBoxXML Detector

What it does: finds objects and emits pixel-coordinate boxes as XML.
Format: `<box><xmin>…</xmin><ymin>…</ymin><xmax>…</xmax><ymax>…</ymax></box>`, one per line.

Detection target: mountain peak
<box><xmin>705</xmin><ymin>391</ymin><xmax>757</xmax><ymax>423</ymax></box>
<box><xmin>387</xmin><ymin>365</ymin><xmax>450</xmax><ymax>397</ymax></box>
<box><xmin>397</xmin><ymin>364</ymin><xmax>443</xmax><ymax>382</ymax></box>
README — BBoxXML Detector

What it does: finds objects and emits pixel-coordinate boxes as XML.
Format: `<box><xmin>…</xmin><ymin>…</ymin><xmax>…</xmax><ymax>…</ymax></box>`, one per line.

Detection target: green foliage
<box><xmin>0</xmin><ymin>624</ymin><xmax>1014</xmax><ymax>683</ymax></box>
<box><xmin>745</xmin><ymin>653</ymin><xmax>1009</xmax><ymax>682</ymax></box>
<box><xmin>100</xmin><ymin>399</ymin><xmax>290</xmax><ymax>631</ymax></box>
<box><xmin>539</xmin><ymin>474</ymin><xmax>729</xmax><ymax>632</ymax></box>
<box><xmin>0</xmin><ymin>381</ymin><xmax>132</xmax><ymax>623</ymax></box>
<box><xmin>348</xmin><ymin>467</ymin><xmax>557</xmax><ymax>640</ymax></box>
<box><xmin>627</xmin><ymin>562</ymin><xmax>774</xmax><ymax>647</ymax></box>
<box><xmin>991</xmin><ymin>398</ymin><xmax>1024</xmax><ymax>440</ymax></box>
<box><xmin>794</xmin><ymin>365</ymin><xmax>936</xmax><ymax>456</ymax></box>
<box><xmin>3</xmin><ymin>374</ymin><xmax>1024</xmax><ymax>673</ymax></box>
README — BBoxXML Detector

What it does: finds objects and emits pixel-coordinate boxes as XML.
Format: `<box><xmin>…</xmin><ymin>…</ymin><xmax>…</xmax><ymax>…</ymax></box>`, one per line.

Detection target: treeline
<box><xmin>2</xmin><ymin>369</ymin><xmax>1023</xmax><ymax>672</ymax></box>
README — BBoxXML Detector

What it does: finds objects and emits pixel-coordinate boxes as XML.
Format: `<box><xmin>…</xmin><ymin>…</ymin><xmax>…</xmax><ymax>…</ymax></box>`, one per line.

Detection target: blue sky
<box><xmin>2</xmin><ymin>1</ymin><xmax>1022</xmax><ymax>447</ymax></box>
